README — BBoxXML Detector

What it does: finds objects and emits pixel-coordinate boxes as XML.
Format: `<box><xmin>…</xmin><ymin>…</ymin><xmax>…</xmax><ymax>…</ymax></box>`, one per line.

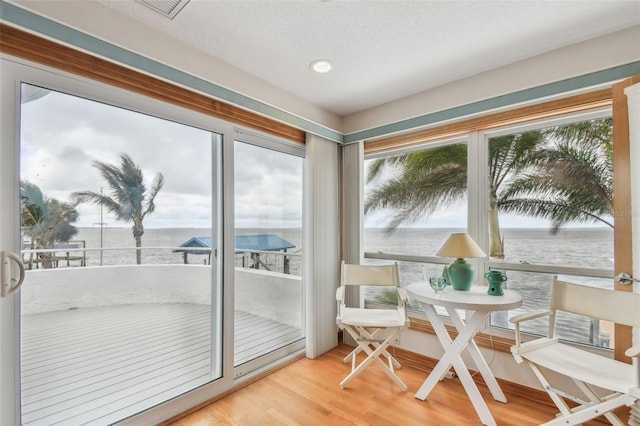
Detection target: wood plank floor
<box><xmin>21</xmin><ymin>304</ymin><xmax>302</xmax><ymax>426</ymax></box>
<box><xmin>169</xmin><ymin>344</ymin><xmax>611</xmax><ymax>426</ymax></box>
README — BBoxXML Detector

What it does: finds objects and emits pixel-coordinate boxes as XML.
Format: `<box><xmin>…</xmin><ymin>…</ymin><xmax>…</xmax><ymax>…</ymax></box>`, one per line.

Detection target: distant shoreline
<box><xmin>74</xmin><ymin>226</ymin><xmax>612</xmax><ymax>231</ymax></box>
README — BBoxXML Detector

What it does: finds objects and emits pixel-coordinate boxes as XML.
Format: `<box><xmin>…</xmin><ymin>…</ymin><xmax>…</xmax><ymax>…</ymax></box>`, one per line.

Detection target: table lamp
<box><xmin>436</xmin><ymin>233</ymin><xmax>486</xmax><ymax>291</ymax></box>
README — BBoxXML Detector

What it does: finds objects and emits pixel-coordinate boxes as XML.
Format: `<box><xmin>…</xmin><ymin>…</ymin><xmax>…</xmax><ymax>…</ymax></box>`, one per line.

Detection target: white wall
<box><xmin>344</xmin><ymin>25</ymin><xmax>640</xmax><ymax>134</ymax></box>
<box><xmin>7</xmin><ymin>2</ymin><xmax>639</xmax><ymax>137</ymax></box>
<box><xmin>9</xmin><ymin>0</ymin><xmax>343</xmax><ymax>133</ymax></box>
<box><xmin>398</xmin><ymin>328</ymin><xmax>542</xmax><ymax>390</ymax></box>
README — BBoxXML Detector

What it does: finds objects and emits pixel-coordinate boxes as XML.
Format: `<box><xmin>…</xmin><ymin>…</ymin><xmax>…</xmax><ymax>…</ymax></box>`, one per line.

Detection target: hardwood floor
<box><xmin>168</xmin><ymin>344</ymin><xmax>610</xmax><ymax>425</ymax></box>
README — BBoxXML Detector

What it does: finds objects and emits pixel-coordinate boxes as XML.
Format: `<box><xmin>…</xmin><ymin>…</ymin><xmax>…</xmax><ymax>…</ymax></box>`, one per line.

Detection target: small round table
<box><xmin>406</xmin><ymin>283</ymin><xmax>522</xmax><ymax>426</ymax></box>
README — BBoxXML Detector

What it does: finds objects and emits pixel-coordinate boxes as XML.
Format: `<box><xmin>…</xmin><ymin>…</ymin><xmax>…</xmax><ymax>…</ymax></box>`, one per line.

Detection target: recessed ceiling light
<box><xmin>310</xmin><ymin>60</ymin><xmax>333</xmax><ymax>73</ymax></box>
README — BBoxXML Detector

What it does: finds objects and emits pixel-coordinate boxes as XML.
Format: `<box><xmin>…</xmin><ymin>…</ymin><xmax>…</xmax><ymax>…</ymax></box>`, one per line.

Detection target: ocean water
<box><xmin>65</xmin><ymin>227</ymin><xmax>304</xmax><ymax>274</ymax></box>
<box><xmin>364</xmin><ymin>227</ymin><xmax>614</xmax><ymax>270</ymax></box>
<box><xmin>365</xmin><ymin>227</ymin><xmax>614</xmax><ymax>346</ymax></box>
<box><xmin>68</xmin><ymin>226</ymin><xmax>613</xmax><ymax>268</ymax></box>
<box><xmin>62</xmin><ymin>226</ymin><xmax>613</xmax><ymax>346</ymax></box>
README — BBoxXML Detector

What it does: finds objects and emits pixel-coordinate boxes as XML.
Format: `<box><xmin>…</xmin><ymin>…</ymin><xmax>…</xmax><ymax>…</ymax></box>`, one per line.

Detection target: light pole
<box><xmin>92</xmin><ymin>187</ymin><xmax>106</xmax><ymax>266</ymax></box>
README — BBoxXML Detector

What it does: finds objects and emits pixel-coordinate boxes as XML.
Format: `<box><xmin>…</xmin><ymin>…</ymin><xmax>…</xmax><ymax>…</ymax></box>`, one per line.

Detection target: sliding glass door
<box><xmin>1</xmin><ymin>56</ymin><xmax>308</xmax><ymax>424</ymax></box>
<box><xmin>0</xmin><ymin>52</ymin><xmax>232</xmax><ymax>425</ymax></box>
<box><xmin>233</xmin><ymin>137</ymin><xmax>305</xmax><ymax>375</ymax></box>
<box><xmin>15</xmin><ymin>82</ymin><xmax>223</xmax><ymax>425</ymax></box>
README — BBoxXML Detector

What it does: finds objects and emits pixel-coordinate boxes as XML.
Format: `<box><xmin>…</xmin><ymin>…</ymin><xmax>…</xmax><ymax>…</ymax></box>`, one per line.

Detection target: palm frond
<box><xmin>365</xmin><ymin>161</ymin><xmax>466</xmax><ymax>228</ymax></box>
<box><xmin>142</xmin><ymin>173</ymin><xmax>165</xmax><ymax>217</ymax></box>
<box><xmin>500</xmin><ymin>198</ymin><xmax>613</xmax><ymax>233</ymax></box>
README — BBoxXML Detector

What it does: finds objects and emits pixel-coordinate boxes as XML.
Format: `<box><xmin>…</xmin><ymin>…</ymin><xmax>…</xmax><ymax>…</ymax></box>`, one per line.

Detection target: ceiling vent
<box><xmin>135</xmin><ymin>0</ymin><xmax>191</xmax><ymax>19</ymax></box>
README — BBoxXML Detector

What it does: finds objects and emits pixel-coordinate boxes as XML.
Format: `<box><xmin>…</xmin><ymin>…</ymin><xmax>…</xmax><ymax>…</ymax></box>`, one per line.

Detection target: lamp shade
<box><xmin>436</xmin><ymin>233</ymin><xmax>486</xmax><ymax>259</ymax></box>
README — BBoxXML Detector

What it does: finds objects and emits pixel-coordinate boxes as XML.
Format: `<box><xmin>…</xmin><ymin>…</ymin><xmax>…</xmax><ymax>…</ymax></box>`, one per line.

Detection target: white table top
<box><xmin>406</xmin><ymin>282</ymin><xmax>522</xmax><ymax>311</ymax></box>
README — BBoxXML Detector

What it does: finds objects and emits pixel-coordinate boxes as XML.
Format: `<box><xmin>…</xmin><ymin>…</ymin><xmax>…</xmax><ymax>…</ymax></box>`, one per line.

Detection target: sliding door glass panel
<box><xmin>233</xmin><ymin>140</ymin><xmax>304</xmax><ymax>368</ymax></box>
<box><xmin>19</xmin><ymin>83</ymin><xmax>222</xmax><ymax>424</ymax></box>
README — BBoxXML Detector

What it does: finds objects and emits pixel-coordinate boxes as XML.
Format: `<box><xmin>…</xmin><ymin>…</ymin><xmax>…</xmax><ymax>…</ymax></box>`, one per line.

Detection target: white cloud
<box><xmin>20</xmin><ymin>84</ymin><xmax>302</xmax><ymax>229</ymax></box>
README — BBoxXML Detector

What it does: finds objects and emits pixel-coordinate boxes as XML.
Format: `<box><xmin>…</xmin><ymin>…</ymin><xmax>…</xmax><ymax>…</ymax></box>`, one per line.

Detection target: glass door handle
<box><xmin>1</xmin><ymin>251</ymin><xmax>25</xmax><ymax>297</ymax></box>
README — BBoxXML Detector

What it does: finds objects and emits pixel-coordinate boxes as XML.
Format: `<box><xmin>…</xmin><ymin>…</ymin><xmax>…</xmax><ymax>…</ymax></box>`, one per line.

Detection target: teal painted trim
<box><xmin>344</xmin><ymin>61</ymin><xmax>640</xmax><ymax>144</ymax></box>
<box><xmin>0</xmin><ymin>1</ymin><xmax>343</xmax><ymax>143</ymax></box>
<box><xmin>2</xmin><ymin>1</ymin><xmax>638</xmax><ymax>146</ymax></box>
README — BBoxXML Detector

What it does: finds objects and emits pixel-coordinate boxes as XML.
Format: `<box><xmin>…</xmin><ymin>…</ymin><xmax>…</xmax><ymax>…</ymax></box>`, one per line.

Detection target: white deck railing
<box><xmin>22</xmin><ymin>246</ymin><xmax>302</xmax><ymax>275</ymax></box>
<box><xmin>23</xmin><ymin>265</ymin><xmax>302</xmax><ymax>327</ymax></box>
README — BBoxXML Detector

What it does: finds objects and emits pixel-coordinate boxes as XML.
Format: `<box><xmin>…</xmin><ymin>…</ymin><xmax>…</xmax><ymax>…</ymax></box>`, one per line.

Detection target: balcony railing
<box><xmin>20</xmin><ymin>262</ymin><xmax>304</xmax><ymax>425</ymax></box>
<box><xmin>22</xmin><ymin>245</ymin><xmax>302</xmax><ymax>275</ymax></box>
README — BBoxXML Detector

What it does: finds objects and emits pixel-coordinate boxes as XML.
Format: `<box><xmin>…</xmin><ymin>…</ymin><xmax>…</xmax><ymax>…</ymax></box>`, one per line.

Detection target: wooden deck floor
<box><xmin>21</xmin><ymin>304</ymin><xmax>303</xmax><ymax>426</ymax></box>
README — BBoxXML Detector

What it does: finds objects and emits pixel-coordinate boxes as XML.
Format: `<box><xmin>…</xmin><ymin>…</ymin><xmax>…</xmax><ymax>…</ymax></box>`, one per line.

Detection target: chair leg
<box><xmin>355</xmin><ymin>326</ymin><xmax>403</xmax><ymax>370</ymax></box>
<box><xmin>527</xmin><ymin>362</ymin><xmax>573</xmax><ymax>418</ymax></box>
<box><xmin>342</xmin><ymin>328</ymin><xmax>374</xmax><ymax>363</ymax></box>
<box><xmin>343</xmin><ymin>346</ymin><xmax>358</xmax><ymax>364</ymax></box>
<box><xmin>572</xmin><ymin>379</ymin><xmax>626</xmax><ymax>426</ymax></box>
<box><xmin>529</xmin><ymin>361</ymin><xmax>634</xmax><ymax>426</ymax></box>
<box><xmin>342</xmin><ymin>327</ymin><xmax>401</xmax><ymax>369</ymax></box>
<box><xmin>339</xmin><ymin>326</ymin><xmax>407</xmax><ymax>391</ymax></box>
<box><xmin>542</xmin><ymin>393</ymin><xmax>635</xmax><ymax>426</ymax></box>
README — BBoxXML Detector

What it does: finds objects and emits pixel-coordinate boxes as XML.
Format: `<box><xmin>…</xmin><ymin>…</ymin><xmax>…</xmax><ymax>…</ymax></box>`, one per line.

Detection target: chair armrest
<box><xmin>397</xmin><ymin>288</ymin><xmax>408</xmax><ymax>302</ymax></box>
<box><xmin>626</xmin><ymin>345</ymin><xmax>640</xmax><ymax>358</ymax></box>
<box><xmin>510</xmin><ymin>309</ymin><xmax>551</xmax><ymax>349</ymax></box>
<box><xmin>396</xmin><ymin>287</ymin><xmax>408</xmax><ymax>317</ymax></box>
<box><xmin>335</xmin><ymin>286</ymin><xmax>344</xmax><ymax>324</ymax></box>
<box><xmin>509</xmin><ymin>309</ymin><xmax>551</xmax><ymax>324</ymax></box>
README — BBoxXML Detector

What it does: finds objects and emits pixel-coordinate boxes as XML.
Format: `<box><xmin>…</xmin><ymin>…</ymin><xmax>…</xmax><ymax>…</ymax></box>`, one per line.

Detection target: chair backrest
<box><xmin>551</xmin><ymin>276</ymin><xmax>640</xmax><ymax>327</ymax></box>
<box><xmin>340</xmin><ymin>261</ymin><xmax>400</xmax><ymax>288</ymax></box>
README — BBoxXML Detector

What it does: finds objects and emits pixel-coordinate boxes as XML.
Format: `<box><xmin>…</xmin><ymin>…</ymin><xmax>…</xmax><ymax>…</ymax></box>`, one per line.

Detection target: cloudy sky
<box><xmin>20</xmin><ymin>83</ymin><xmax>603</xmax><ymax>233</ymax></box>
<box><xmin>20</xmin><ymin>84</ymin><xmax>303</xmax><ymax>229</ymax></box>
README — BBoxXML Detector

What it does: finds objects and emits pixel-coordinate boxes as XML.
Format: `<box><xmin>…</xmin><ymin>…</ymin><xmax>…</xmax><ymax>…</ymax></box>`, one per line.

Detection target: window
<box><xmin>485</xmin><ymin>113</ymin><xmax>614</xmax><ymax>346</ymax></box>
<box><xmin>363</xmin><ymin>110</ymin><xmax>614</xmax><ymax>348</ymax></box>
<box><xmin>364</xmin><ymin>138</ymin><xmax>468</xmax><ymax>312</ymax></box>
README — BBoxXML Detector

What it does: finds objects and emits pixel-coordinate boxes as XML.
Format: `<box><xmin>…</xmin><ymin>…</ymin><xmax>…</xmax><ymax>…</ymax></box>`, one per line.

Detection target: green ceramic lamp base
<box><xmin>447</xmin><ymin>258</ymin><xmax>475</xmax><ymax>291</ymax></box>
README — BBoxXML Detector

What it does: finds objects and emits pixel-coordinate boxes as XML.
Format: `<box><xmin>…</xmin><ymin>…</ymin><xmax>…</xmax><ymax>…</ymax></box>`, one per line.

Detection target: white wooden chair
<box><xmin>510</xmin><ymin>276</ymin><xmax>640</xmax><ymax>425</ymax></box>
<box><xmin>336</xmin><ymin>261</ymin><xmax>409</xmax><ymax>391</ymax></box>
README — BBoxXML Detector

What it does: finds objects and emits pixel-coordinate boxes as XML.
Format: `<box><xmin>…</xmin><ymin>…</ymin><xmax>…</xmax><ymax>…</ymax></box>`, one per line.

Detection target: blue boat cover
<box><xmin>176</xmin><ymin>234</ymin><xmax>295</xmax><ymax>252</ymax></box>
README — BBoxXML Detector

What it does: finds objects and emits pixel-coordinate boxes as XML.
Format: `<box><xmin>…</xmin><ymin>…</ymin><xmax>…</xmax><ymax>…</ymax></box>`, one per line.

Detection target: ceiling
<box><xmin>98</xmin><ymin>0</ymin><xmax>640</xmax><ymax>117</ymax></box>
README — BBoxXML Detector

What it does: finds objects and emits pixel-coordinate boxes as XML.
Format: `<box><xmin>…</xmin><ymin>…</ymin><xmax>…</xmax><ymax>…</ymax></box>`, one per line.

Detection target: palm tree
<box><xmin>365</xmin><ymin>134</ymin><xmax>544</xmax><ymax>257</ymax></box>
<box><xmin>365</xmin><ymin>118</ymin><xmax>612</xmax><ymax>258</ymax></box>
<box><xmin>486</xmin><ymin>131</ymin><xmax>545</xmax><ymax>256</ymax></box>
<box><xmin>21</xmin><ymin>181</ymin><xmax>79</xmax><ymax>268</ymax></box>
<box><xmin>72</xmin><ymin>154</ymin><xmax>164</xmax><ymax>265</ymax></box>
<box><xmin>499</xmin><ymin>118</ymin><xmax>613</xmax><ymax>233</ymax></box>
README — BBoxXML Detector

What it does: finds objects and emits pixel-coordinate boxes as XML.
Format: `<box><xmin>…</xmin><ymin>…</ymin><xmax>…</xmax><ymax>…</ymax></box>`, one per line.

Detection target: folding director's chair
<box><xmin>510</xmin><ymin>276</ymin><xmax>640</xmax><ymax>425</ymax></box>
<box><xmin>336</xmin><ymin>261</ymin><xmax>409</xmax><ymax>391</ymax></box>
